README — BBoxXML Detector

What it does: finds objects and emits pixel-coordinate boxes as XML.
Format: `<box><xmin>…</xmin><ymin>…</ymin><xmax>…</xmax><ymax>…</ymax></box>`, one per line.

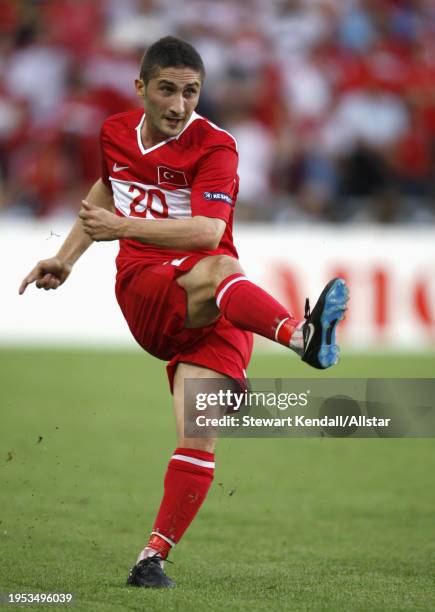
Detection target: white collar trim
<box><xmin>135</xmin><ymin>111</ymin><xmax>200</xmax><ymax>156</ymax></box>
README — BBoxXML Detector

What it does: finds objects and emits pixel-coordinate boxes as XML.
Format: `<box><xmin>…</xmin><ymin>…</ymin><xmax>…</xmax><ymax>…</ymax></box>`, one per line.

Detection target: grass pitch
<box><xmin>0</xmin><ymin>349</ymin><xmax>434</xmax><ymax>611</ymax></box>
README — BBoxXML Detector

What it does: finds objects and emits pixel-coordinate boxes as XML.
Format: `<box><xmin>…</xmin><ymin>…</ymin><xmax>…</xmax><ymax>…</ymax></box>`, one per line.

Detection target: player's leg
<box><xmin>127</xmin><ymin>363</ymin><xmax>232</xmax><ymax>589</ymax></box>
<box><xmin>137</xmin><ymin>362</ymin><xmax>224</xmax><ymax>560</ymax></box>
<box><xmin>177</xmin><ymin>255</ymin><xmax>349</xmax><ymax>369</ymax></box>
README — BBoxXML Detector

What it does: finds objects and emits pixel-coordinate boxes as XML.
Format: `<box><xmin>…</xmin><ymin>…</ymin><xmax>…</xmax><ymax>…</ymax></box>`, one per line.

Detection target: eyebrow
<box><xmin>157</xmin><ymin>79</ymin><xmax>200</xmax><ymax>88</ymax></box>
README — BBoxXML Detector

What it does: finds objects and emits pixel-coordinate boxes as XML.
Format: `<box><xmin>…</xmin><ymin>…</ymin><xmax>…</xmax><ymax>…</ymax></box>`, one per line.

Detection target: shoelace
<box><xmin>144</xmin><ymin>555</ymin><xmax>174</xmax><ymax>565</ymax></box>
<box><xmin>304</xmin><ymin>297</ymin><xmax>311</xmax><ymax>319</ymax></box>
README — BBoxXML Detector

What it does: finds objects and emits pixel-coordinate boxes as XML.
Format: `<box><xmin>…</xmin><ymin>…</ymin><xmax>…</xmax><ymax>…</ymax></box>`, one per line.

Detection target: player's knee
<box><xmin>178</xmin><ymin>438</ymin><xmax>216</xmax><ymax>453</ymax></box>
<box><xmin>209</xmin><ymin>255</ymin><xmax>243</xmax><ymax>288</ymax></box>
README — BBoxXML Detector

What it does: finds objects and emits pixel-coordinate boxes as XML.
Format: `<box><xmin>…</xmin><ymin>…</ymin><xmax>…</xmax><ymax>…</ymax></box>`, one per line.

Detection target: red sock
<box><xmin>146</xmin><ymin>448</ymin><xmax>215</xmax><ymax>559</ymax></box>
<box><xmin>215</xmin><ymin>273</ymin><xmax>299</xmax><ymax>346</ymax></box>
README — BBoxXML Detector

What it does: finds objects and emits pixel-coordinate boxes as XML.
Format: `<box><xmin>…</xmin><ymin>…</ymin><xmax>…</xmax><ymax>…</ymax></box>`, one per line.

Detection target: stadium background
<box><xmin>1</xmin><ymin>1</ymin><xmax>434</xmax><ymax>610</ymax></box>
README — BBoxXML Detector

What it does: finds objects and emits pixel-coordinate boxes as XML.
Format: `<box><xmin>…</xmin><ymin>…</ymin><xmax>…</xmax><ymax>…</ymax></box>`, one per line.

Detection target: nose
<box><xmin>168</xmin><ymin>92</ymin><xmax>185</xmax><ymax>117</ymax></box>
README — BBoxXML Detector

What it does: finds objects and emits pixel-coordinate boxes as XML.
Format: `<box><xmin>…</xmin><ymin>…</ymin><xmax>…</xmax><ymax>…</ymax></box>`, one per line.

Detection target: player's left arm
<box><xmin>79</xmin><ymin>145</ymin><xmax>236</xmax><ymax>250</ymax></box>
<box><xmin>79</xmin><ymin>203</ymin><xmax>225</xmax><ymax>250</ymax></box>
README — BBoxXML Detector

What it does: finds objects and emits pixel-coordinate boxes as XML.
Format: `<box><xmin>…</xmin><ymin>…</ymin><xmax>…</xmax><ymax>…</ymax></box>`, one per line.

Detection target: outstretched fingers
<box><xmin>19</xmin><ymin>264</ymin><xmax>62</xmax><ymax>294</ymax></box>
<box><xmin>18</xmin><ymin>267</ymin><xmax>40</xmax><ymax>295</ymax></box>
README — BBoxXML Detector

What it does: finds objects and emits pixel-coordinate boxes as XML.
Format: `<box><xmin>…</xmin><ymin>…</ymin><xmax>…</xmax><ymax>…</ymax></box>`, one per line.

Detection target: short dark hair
<box><xmin>139</xmin><ymin>36</ymin><xmax>205</xmax><ymax>84</ymax></box>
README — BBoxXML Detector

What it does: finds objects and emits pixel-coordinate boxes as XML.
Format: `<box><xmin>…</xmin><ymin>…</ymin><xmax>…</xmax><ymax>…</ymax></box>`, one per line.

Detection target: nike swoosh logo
<box><xmin>305</xmin><ymin>323</ymin><xmax>315</xmax><ymax>349</ymax></box>
<box><xmin>170</xmin><ymin>256</ymin><xmax>190</xmax><ymax>267</ymax></box>
<box><xmin>113</xmin><ymin>163</ymin><xmax>129</xmax><ymax>172</ymax></box>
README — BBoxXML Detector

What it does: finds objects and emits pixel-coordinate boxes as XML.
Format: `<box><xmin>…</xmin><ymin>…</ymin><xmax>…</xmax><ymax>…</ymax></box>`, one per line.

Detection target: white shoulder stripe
<box><xmin>196</xmin><ymin>114</ymin><xmax>238</xmax><ymax>152</ymax></box>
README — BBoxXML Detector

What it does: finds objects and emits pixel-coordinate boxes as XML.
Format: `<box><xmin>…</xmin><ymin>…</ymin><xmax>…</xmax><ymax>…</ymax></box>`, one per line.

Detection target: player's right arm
<box><xmin>18</xmin><ymin>179</ymin><xmax>113</xmax><ymax>294</ymax></box>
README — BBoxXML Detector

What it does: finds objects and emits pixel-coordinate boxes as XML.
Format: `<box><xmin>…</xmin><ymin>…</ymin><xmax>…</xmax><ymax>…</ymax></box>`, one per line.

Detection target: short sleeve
<box><xmin>99</xmin><ymin>123</ymin><xmax>113</xmax><ymax>191</ymax></box>
<box><xmin>191</xmin><ymin>146</ymin><xmax>238</xmax><ymax>222</ymax></box>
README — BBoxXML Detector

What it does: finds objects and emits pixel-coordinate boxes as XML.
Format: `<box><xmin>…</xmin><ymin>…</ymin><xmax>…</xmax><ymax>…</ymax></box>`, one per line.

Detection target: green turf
<box><xmin>0</xmin><ymin>349</ymin><xmax>434</xmax><ymax>611</ymax></box>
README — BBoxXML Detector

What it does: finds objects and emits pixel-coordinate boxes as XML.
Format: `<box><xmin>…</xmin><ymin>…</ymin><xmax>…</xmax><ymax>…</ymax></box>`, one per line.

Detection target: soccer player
<box><xmin>19</xmin><ymin>37</ymin><xmax>349</xmax><ymax>589</ymax></box>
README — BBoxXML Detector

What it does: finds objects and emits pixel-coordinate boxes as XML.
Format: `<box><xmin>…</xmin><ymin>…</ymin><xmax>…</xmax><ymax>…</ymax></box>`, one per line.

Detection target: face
<box><xmin>135</xmin><ymin>66</ymin><xmax>202</xmax><ymax>140</ymax></box>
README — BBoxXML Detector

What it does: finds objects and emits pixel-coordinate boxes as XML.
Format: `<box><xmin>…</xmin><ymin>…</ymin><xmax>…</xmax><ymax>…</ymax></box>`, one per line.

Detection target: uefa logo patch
<box><xmin>203</xmin><ymin>191</ymin><xmax>233</xmax><ymax>206</ymax></box>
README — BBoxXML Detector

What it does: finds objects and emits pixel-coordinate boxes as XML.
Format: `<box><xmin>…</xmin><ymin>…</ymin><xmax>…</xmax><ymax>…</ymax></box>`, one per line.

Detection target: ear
<box><xmin>135</xmin><ymin>78</ymin><xmax>146</xmax><ymax>99</ymax></box>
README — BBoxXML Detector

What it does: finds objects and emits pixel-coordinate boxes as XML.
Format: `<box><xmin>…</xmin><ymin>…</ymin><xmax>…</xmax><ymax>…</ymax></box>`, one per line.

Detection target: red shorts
<box><xmin>115</xmin><ymin>255</ymin><xmax>253</xmax><ymax>392</ymax></box>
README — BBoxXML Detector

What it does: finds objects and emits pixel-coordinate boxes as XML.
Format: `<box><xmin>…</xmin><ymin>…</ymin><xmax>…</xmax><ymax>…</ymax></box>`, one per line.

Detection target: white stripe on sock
<box><xmin>216</xmin><ymin>276</ymin><xmax>248</xmax><ymax>308</ymax></box>
<box><xmin>151</xmin><ymin>531</ymin><xmax>176</xmax><ymax>547</ymax></box>
<box><xmin>274</xmin><ymin>316</ymin><xmax>290</xmax><ymax>342</ymax></box>
<box><xmin>171</xmin><ymin>454</ymin><xmax>215</xmax><ymax>469</ymax></box>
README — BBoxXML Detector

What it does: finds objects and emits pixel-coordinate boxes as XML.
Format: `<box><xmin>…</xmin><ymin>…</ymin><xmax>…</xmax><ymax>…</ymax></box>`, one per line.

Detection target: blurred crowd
<box><xmin>2</xmin><ymin>0</ymin><xmax>435</xmax><ymax>223</ymax></box>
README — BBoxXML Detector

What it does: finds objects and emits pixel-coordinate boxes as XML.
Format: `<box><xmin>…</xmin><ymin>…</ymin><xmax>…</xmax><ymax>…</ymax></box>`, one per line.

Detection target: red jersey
<box><xmin>100</xmin><ymin>108</ymin><xmax>239</xmax><ymax>278</ymax></box>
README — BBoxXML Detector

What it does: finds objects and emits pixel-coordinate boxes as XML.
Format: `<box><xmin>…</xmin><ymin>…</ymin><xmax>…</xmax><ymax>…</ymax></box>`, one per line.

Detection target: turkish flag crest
<box><xmin>157</xmin><ymin>166</ymin><xmax>188</xmax><ymax>187</ymax></box>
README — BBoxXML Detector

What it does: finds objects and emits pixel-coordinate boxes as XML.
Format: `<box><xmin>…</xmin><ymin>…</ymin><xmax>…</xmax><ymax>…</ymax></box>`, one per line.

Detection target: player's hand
<box><xmin>19</xmin><ymin>257</ymin><xmax>72</xmax><ymax>295</ymax></box>
<box><xmin>79</xmin><ymin>201</ymin><xmax>123</xmax><ymax>241</ymax></box>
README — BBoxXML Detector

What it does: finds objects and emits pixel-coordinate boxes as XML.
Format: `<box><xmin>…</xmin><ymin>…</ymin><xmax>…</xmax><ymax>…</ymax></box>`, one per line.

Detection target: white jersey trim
<box><xmin>200</xmin><ymin>115</ymin><xmax>238</xmax><ymax>152</ymax></box>
<box><xmin>110</xmin><ymin>177</ymin><xmax>193</xmax><ymax>220</ymax></box>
